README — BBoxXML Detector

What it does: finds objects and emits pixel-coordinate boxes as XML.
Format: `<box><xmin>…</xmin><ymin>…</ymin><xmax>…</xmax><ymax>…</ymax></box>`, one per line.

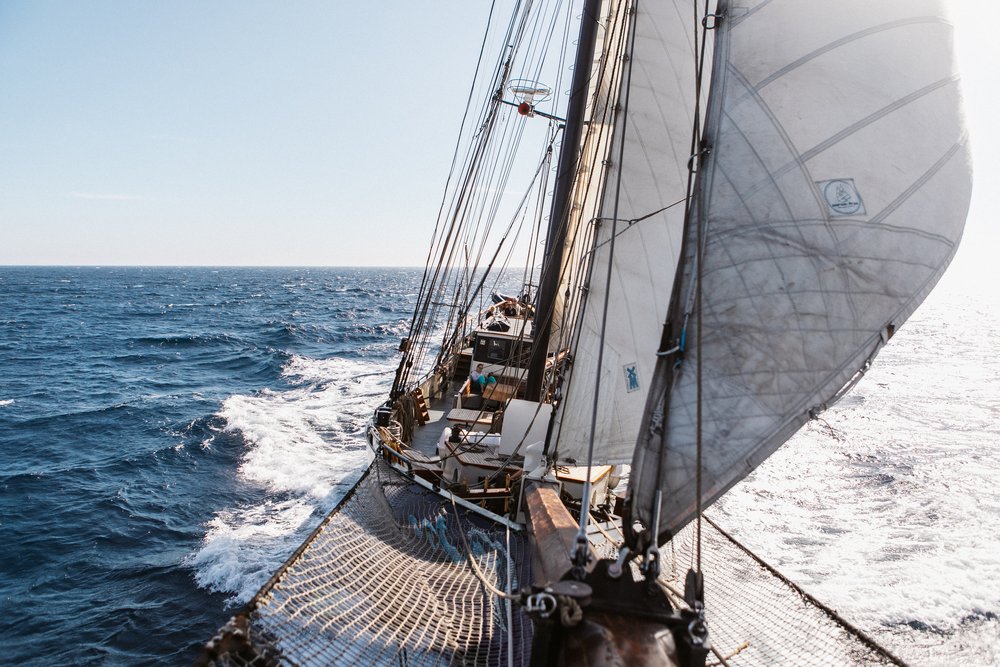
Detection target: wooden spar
<box><xmin>523</xmin><ymin>480</ymin><xmax>579</xmax><ymax>584</ymax></box>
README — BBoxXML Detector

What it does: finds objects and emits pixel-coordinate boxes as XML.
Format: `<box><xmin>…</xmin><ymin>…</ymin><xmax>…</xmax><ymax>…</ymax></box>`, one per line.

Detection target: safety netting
<box><xmin>658</xmin><ymin>517</ymin><xmax>904</xmax><ymax>667</ymax></box>
<box><xmin>202</xmin><ymin>458</ymin><xmax>532</xmax><ymax>666</ymax></box>
<box><xmin>203</xmin><ymin>460</ymin><xmax>904</xmax><ymax>666</ymax></box>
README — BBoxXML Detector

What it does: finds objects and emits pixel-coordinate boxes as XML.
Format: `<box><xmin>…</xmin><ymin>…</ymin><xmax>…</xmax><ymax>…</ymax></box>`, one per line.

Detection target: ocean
<box><xmin>0</xmin><ymin>266</ymin><xmax>996</xmax><ymax>665</ymax></box>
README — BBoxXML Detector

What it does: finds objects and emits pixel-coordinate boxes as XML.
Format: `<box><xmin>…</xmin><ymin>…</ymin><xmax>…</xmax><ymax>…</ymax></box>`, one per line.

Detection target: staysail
<box><xmin>629</xmin><ymin>0</ymin><xmax>972</xmax><ymax>544</ymax></box>
<box><xmin>553</xmin><ymin>0</ymin><xmax>713</xmax><ymax>464</ymax></box>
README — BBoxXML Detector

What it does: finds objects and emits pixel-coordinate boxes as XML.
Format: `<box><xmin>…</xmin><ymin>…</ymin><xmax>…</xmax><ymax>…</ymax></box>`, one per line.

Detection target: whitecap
<box><xmin>188</xmin><ymin>499</ymin><xmax>317</xmax><ymax>604</ymax></box>
<box><xmin>190</xmin><ymin>355</ymin><xmax>393</xmax><ymax>602</ymax></box>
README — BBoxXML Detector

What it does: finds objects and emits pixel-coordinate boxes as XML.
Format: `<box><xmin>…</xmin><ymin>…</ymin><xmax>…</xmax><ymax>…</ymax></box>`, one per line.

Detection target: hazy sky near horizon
<box><xmin>1</xmin><ymin>2</ymin><xmax>997</xmax><ymax>300</ymax></box>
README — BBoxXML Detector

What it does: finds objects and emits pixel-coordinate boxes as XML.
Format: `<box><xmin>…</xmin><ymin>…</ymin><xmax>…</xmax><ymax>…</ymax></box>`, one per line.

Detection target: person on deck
<box><xmin>469</xmin><ymin>364</ymin><xmax>486</xmax><ymax>394</ymax></box>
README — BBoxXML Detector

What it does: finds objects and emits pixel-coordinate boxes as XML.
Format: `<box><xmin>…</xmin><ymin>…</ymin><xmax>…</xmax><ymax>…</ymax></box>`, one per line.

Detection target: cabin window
<box><xmin>474</xmin><ymin>334</ymin><xmax>532</xmax><ymax>367</ymax></box>
<box><xmin>475</xmin><ymin>335</ymin><xmax>512</xmax><ymax>363</ymax></box>
<box><xmin>488</xmin><ymin>338</ymin><xmax>508</xmax><ymax>361</ymax></box>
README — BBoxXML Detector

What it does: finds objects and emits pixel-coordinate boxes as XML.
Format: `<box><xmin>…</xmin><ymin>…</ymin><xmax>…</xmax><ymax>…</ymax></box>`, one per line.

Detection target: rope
<box><xmin>693</xmin><ymin>0</ymin><xmax>717</xmax><ymax>582</ymax></box>
<box><xmin>638</xmin><ymin>0</ymin><xmax>718</xmax><ymax>567</ymax></box>
<box><xmin>450</xmin><ymin>495</ymin><xmax>520</xmax><ymax>601</ymax></box>
<box><xmin>557</xmin><ymin>595</ymin><xmax>583</xmax><ymax>626</ymax></box>
<box><xmin>707</xmin><ymin>641</ymin><xmax>747</xmax><ymax>666</ymax></box>
<box><xmin>392</xmin><ymin>394</ymin><xmax>417</xmax><ymax>444</ymax></box>
<box><xmin>588</xmin><ymin>511</ymin><xmax>623</xmax><ymax>548</ymax></box>
<box><xmin>587</xmin><ymin>196</ymin><xmax>689</xmax><ymax>254</ymax></box>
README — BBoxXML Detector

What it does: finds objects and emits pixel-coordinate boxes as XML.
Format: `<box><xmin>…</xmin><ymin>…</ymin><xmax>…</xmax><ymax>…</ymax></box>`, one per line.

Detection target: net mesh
<box><xmin>204</xmin><ymin>459</ymin><xmax>532</xmax><ymax>666</ymax></box>
<box><xmin>658</xmin><ymin>518</ymin><xmax>902</xmax><ymax>666</ymax></box>
<box><xmin>204</xmin><ymin>461</ymin><xmax>901</xmax><ymax>667</ymax></box>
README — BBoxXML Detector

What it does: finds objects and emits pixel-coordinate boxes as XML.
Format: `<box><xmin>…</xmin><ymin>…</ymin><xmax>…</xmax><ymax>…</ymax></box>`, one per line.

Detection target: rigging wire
<box><xmin>465</xmin><ymin>0</ymin><xmax>567</xmax><ymax>282</ymax></box>
<box><xmin>493</xmin><ymin>0</ymin><xmax>620</xmax><ymax>473</ymax></box>
<box><xmin>432</xmin><ymin>138</ymin><xmax>558</xmax><ymax>374</ymax></box>
<box><xmin>406</xmin><ymin>78</ymin><xmax>515</xmax><ymax>384</ymax></box>
<box><xmin>409</xmin><ymin>0</ymin><xmax>503</xmax><ymax>339</ymax></box>
<box><xmin>692</xmin><ymin>0</ymin><xmax>716</xmax><ymax>578</ymax></box>
<box><xmin>407</xmin><ymin>0</ymin><xmax>525</xmax><ymax>357</ymax></box>
<box><xmin>401</xmin><ymin>0</ymin><xmax>575</xmax><ymax>395</ymax></box>
<box><xmin>642</xmin><ymin>0</ymin><xmax>717</xmax><ymax>568</ymax></box>
<box><xmin>396</xmin><ymin>1</ymin><xmax>513</xmax><ymax>397</ymax></box>
<box><xmin>405</xmin><ymin>0</ymin><xmax>613</xmax><ymax>402</ymax></box>
<box><xmin>572</xmin><ymin>0</ymin><xmax>640</xmax><ymax>571</ymax></box>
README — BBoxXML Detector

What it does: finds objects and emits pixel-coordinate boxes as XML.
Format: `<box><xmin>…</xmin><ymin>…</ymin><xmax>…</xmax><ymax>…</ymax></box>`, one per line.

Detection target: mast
<box><xmin>524</xmin><ymin>0</ymin><xmax>603</xmax><ymax>402</ymax></box>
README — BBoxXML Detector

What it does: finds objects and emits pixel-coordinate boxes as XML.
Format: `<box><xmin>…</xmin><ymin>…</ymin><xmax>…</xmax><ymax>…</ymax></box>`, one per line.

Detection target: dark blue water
<box><xmin>1</xmin><ymin>267</ymin><xmax>997</xmax><ymax>665</ymax></box>
<box><xmin>0</xmin><ymin>267</ymin><xmax>419</xmax><ymax>664</ymax></box>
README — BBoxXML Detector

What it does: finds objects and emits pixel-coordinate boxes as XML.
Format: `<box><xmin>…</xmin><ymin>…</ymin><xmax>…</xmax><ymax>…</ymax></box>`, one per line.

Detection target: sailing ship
<box><xmin>203</xmin><ymin>0</ymin><xmax>971</xmax><ymax>664</ymax></box>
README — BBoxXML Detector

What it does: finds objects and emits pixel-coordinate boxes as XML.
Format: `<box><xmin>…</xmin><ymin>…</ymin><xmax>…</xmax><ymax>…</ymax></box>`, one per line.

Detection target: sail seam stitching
<box><xmin>800</xmin><ymin>75</ymin><xmax>960</xmax><ymax>164</ymax></box>
<box><xmin>868</xmin><ymin>137</ymin><xmax>968</xmax><ymax>229</ymax></box>
<box><xmin>753</xmin><ymin>16</ymin><xmax>950</xmax><ymax>92</ymax></box>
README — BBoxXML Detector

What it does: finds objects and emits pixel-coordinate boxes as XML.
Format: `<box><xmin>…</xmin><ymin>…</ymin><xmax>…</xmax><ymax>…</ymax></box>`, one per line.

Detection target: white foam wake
<box><xmin>713</xmin><ymin>293</ymin><xmax>1000</xmax><ymax>661</ymax></box>
<box><xmin>190</xmin><ymin>354</ymin><xmax>394</xmax><ymax>604</ymax></box>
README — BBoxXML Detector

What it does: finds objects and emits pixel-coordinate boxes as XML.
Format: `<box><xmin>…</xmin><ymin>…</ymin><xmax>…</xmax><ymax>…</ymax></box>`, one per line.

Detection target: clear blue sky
<box><xmin>1</xmin><ymin>1</ymin><xmax>996</xmax><ymax>300</ymax></box>
<box><xmin>0</xmin><ymin>1</ymin><xmax>493</xmax><ymax>266</ymax></box>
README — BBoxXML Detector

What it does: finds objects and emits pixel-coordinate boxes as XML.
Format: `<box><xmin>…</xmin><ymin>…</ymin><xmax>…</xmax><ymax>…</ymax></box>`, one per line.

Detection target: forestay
<box><xmin>629</xmin><ymin>0</ymin><xmax>972</xmax><ymax>543</ymax></box>
<box><xmin>553</xmin><ymin>0</ymin><xmax>712</xmax><ymax>464</ymax></box>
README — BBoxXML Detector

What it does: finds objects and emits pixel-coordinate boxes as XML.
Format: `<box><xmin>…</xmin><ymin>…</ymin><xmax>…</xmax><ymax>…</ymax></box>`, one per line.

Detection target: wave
<box><xmin>280</xmin><ymin>354</ymin><xmax>391</xmax><ymax>387</ymax></box>
<box><xmin>131</xmin><ymin>333</ymin><xmax>242</xmax><ymax>348</ymax></box>
<box><xmin>189</xmin><ymin>354</ymin><xmax>393</xmax><ymax>604</ymax></box>
<box><xmin>189</xmin><ymin>498</ymin><xmax>325</xmax><ymax>603</ymax></box>
<box><xmin>262</xmin><ymin>319</ymin><xmax>408</xmax><ymax>350</ymax></box>
<box><xmin>14</xmin><ymin>399</ymin><xmax>146</xmax><ymax>427</ymax></box>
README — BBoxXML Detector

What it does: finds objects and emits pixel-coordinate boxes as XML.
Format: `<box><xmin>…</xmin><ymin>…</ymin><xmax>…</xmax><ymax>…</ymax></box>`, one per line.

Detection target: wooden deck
<box><xmin>446</xmin><ymin>407</ymin><xmax>494</xmax><ymax>427</ymax></box>
<box><xmin>396</xmin><ymin>381</ymin><xmax>626</xmax><ymax>559</ymax></box>
<box><xmin>408</xmin><ymin>383</ymin><xmax>461</xmax><ymax>457</ymax></box>
<box><xmin>407</xmin><ymin>379</ymin><xmax>508</xmax><ymax>456</ymax></box>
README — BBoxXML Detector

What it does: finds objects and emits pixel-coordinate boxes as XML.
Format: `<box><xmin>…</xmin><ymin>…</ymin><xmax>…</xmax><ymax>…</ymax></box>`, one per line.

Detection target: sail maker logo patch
<box><xmin>817</xmin><ymin>178</ymin><xmax>866</xmax><ymax>216</ymax></box>
<box><xmin>624</xmin><ymin>363</ymin><xmax>640</xmax><ymax>393</ymax></box>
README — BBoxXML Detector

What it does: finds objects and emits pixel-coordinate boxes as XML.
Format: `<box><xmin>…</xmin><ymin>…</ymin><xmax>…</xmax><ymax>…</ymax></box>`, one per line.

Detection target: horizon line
<box><xmin>0</xmin><ymin>264</ymin><xmax>531</xmax><ymax>270</ymax></box>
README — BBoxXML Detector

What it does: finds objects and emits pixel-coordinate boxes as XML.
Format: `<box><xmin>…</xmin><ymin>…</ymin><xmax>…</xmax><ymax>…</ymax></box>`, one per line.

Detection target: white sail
<box><xmin>629</xmin><ymin>0</ymin><xmax>972</xmax><ymax>541</ymax></box>
<box><xmin>553</xmin><ymin>0</ymin><xmax>712</xmax><ymax>464</ymax></box>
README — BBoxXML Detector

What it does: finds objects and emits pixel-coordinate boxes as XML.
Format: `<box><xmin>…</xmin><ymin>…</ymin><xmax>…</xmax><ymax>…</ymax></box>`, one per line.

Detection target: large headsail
<box><xmin>552</xmin><ymin>0</ymin><xmax>712</xmax><ymax>464</ymax></box>
<box><xmin>629</xmin><ymin>0</ymin><xmax>973</xmax><ymax>546</ymax></box>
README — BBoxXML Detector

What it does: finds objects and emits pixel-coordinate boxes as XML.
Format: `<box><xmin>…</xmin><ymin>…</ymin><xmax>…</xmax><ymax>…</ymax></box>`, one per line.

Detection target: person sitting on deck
<box><xmin>500</xmin><ymin>297</ymin><xmax>520</xmax><ymax>317</ymax></box>
<box><xmin>469</xmin><ymin>364</ymin><xmax>486</xmax><ymax>394</ymax></box>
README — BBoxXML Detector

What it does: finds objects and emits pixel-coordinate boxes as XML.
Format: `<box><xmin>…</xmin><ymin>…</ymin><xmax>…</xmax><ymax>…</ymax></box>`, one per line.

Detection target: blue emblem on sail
<box><xmin>817</xmin><ymin>178</ymin><xmax>866</xmax><ymax>216</ymax></box>
<box><xmin>624</xmin><ymin>363</ymin><xmax>640</xmax><ymax>393</ymax></box>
